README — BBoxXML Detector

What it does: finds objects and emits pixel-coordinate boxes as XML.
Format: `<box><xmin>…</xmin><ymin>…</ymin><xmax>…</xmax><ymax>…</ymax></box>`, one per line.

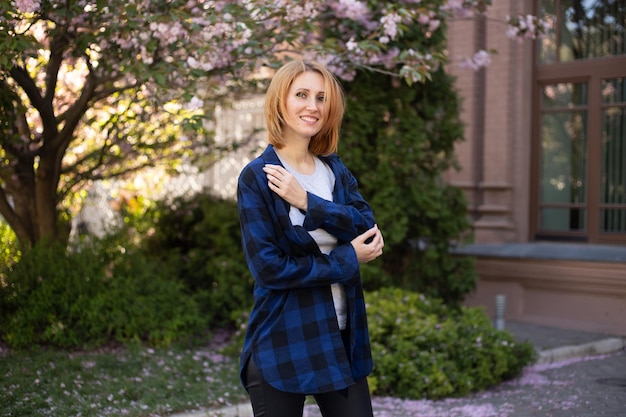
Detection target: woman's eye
<box><xmin>296</xmin><ymin>92</ymin><xmax>307</xmax><ymax>98</ymax></box>
<box><xmin>317</xmin><ymin>95</ymin><xmax>325</xmax><ymax>102</ymax></box>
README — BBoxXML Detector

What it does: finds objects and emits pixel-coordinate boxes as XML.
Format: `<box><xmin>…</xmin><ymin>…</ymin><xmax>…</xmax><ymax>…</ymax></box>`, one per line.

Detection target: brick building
<box><xmin>446</xmin><ymin>0</ymin><xmax>625</xmax><ymax>335</ymax></box>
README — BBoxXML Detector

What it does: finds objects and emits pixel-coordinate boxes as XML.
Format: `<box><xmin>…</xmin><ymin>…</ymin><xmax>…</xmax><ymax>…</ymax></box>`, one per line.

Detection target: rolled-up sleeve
<box><xmin>302</xmin><ymin>167</ymin><xmax>374</xmax><ymax>242</ymax></box>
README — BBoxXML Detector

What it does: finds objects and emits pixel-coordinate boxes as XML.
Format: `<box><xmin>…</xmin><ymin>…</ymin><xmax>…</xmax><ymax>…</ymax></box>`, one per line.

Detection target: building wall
<box><xmin>465</xmin><ymin>256</ymin><xmax>626</xmax><ymax>334</ymax></box>
<box><xmin>446</xmin><ymin>0</ymin><xmax>534</xmax><ymax>243</ymax></box>
<box><xmin>447</xmin><ymin>0</ymin><xmax>626</xmax><ymax>336</ymax></box>
<box><xmin>210</xmin><ymin>96</ymin><xmax>266</xmax><ymax>200</ymax></box>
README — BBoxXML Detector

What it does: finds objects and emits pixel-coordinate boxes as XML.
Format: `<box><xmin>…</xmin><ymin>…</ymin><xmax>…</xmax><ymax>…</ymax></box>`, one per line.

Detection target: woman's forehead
<box><xmin>290</xmin><ymin>71</ymin><xmax>325</xmax><ymax>90</ymax></box>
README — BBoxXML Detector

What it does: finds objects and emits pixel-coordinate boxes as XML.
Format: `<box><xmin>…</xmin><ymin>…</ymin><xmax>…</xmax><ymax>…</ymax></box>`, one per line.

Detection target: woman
<box><xmin>237</xmin><ymin>59</ymin><xmax>384</xmax><ymax>417</ymax></box>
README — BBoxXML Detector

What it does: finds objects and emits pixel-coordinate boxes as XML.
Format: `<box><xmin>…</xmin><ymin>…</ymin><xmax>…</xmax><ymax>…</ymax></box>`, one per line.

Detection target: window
<box><xmin>538</xmin><ymin>82</ymin><xmax>588</xmax><ymax>234</ymax></box>
<box><xmin>532</xmin><ymin>0</ymin><xmax>626</xmax><ymax>243</ymax></box>
<box><xmin>601</xmin><ymin>78</ymin><xmax>626</xmax><ymax>234</ymax></box>
<box><xmin>538</xmin><ymin>0</ymin><xmax>626</xmax><ymax>63</ymax></box>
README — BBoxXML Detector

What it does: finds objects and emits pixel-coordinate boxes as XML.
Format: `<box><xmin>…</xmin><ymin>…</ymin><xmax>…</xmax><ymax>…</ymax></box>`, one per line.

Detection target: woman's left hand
<box><xmin>263</xmin><ymin>164</ymin><xmax>308</xmax><ymax>210</ymax></box>
<box><xmin>351</xmin><ymin>224</ymin><xmax>384</xmax><ymax>263</ymax></box>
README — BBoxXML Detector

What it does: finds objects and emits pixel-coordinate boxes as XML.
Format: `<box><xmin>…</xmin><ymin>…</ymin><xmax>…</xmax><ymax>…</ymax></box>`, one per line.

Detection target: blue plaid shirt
<box><xmin>237</xmin><ymin>145</ymin><xmax>375</xmax><ymax>394</ymax></box>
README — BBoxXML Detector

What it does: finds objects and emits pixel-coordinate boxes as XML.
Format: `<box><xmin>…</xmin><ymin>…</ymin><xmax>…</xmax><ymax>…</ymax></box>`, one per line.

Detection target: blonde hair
<box><xmin>264</xmin><ymin>59</ymin><xmax>345</xmax><ymax>156</ymax></box>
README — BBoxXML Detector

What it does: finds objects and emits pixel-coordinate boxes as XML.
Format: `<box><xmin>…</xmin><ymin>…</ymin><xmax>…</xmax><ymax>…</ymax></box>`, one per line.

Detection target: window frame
<box><xmin>531</xmin><ymin>56</ymin><xmax>626</xmax><ymax>243</ymax></box>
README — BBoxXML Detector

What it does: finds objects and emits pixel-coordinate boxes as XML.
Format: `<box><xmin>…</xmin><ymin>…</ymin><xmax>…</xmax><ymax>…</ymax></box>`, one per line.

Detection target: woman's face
<box><xmin>282</xmin><ymin>71</ymin><xmax>326</xmax><ymax>143</ymax></box>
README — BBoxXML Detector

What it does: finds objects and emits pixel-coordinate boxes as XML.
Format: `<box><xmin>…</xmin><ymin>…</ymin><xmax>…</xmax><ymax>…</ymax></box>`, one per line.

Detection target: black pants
<box><xmin>244</xmin><ymin>357</ymin><xmax>374</xmax><ymax>417</ymax></box>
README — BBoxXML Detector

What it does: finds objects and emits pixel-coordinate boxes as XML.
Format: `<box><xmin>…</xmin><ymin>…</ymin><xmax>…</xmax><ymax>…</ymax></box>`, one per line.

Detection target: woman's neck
<box><xmin>275</xmin><ymin>145</ymin><xmax>315</xmax><ymax>175</ymax></box>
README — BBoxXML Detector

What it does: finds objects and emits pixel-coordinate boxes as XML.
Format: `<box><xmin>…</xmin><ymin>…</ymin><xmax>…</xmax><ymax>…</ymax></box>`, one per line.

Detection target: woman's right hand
<box><xmin>351</xmin><ymin>225</ymin><xmax>384</xmax><ymax>263</ymax></box>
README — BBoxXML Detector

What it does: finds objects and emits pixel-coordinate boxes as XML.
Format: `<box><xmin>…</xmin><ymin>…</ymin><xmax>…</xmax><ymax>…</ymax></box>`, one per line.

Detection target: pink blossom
<box><xmin>330</xmin><ymin>0</ymin><xmax>370</xmax><ymax>21</ymax></box>
<box><xmin>441</xmin><ymin>0</ymin><xmax>473</xmax><ymax>18</ymax></box>
<box><xmin>380</xmin><ymin>12</ymin><xmax>402</xmax><ymax>39</ymax></box>
<box><xmin>428</xmin><ymin>19</ymin><xmax>440</xmax><ymax>32</ymax></box>
<box><xmin>418</xmin><ymin>13</ymin><xmax>431</xmax><ymax>25</ymax></box>
<box><xmin>506</xmin><ymin>25</ymin><xmax>520</xmax><ymax>40</ymax></box>
<box><xmin>345</xmin><ymin>37</ymin><xmax>359</xmax><ymax>51</ymax></box>
<box><xmin>284</xmin><ymin>2</ymin><xmax>319</xmax><ymax>22</ymax></box>
<box><xmin>506</xmin><ymin>14</ymin><xmax>551</xmax><ymax>43</ymax></box>
<box><xmin>459</xmin><ymin>49</ymin><xmax>492</xmax><ymax>71</ymax></box>
<box><xmin>14</xmin><ymin>0</ymin><xmax>40</xmax><ymax>13</ymax></box>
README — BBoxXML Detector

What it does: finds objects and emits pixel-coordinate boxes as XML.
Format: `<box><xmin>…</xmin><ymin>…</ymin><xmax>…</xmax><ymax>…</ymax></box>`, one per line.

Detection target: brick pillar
<box><xmin>446</xmin><ymin>0</ymin><xmax>535</xmax><ymax>243</ymax></box>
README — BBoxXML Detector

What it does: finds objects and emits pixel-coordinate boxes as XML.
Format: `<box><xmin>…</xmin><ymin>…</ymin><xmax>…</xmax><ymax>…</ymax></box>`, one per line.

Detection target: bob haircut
<box><xmin>264</xmin><ymin>59</ymin><xmax>345</xmax><ymax>156</ymax></box>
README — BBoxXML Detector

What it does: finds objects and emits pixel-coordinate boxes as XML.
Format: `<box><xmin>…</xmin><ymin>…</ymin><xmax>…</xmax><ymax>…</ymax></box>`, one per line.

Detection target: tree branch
<box><xmin>44</xmin><ymin>25</ymin><xmax>69</xmax><ymax>107</ymax></box>
<box><xmin>9</xmin><ymin>66</ymin><xmax>46</xmax><ymax>113</ymax></box>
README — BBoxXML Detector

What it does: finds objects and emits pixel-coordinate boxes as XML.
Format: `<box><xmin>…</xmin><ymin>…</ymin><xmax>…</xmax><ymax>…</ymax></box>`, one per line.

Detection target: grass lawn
<box><xmin>0</xmin><ymin>333</ymin><xmax>247</xmax><ymax>417</ymax></box>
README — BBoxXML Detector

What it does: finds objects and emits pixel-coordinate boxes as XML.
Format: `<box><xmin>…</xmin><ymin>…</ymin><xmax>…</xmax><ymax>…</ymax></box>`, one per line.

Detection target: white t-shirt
<box><xmin>277</xmin><ymin>154</ymin><xmax>348</xmax><ymax>330</ymax></box>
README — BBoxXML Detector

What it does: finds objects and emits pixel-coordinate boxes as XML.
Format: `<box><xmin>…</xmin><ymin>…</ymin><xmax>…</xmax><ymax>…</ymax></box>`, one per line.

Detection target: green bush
<box><xmin>367</xmin><ymin>288</ymin><xmax>535</xmax><ymax>399</ymax></box>
<box><xmin>81</xmin><ymin>242</ymin><xmax>205</xmax><ymax>347</ymax></box>
<box><xmin>140</xmin><ymin>193</ymin><xmax>254</xmax><ymax>327</ymax></box>
<box><xmin>0</xmin><ymin>235</ymin><xmax>204</xmax><ymax>350</ymax></box>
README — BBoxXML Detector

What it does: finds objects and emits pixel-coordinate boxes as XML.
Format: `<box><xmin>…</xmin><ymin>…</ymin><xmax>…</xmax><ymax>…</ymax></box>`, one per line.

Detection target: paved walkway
<box><xmin>172</xmin><ymin>321</ymin><xmax>626</xmax><ymax>417</ymax></box>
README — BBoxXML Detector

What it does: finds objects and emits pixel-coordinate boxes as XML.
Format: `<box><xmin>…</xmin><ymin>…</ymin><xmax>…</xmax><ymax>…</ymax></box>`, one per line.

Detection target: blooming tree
<box><xmin>0</xmin><ymin>0</ymin><xmax>546</xmax><ymax>248</ymax></box>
